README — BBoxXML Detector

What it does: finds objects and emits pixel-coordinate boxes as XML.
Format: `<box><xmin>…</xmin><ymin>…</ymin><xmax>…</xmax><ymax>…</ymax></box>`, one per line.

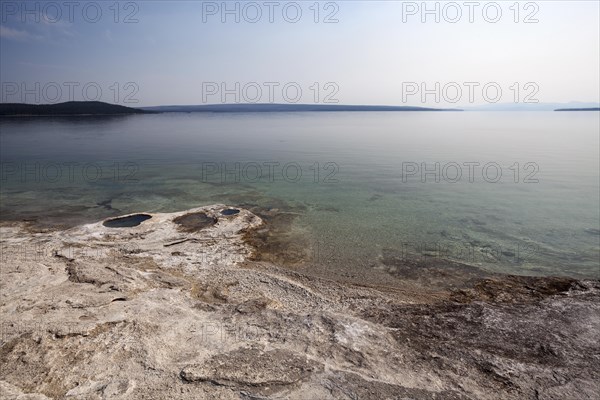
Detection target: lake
<box><xmin>1</xmin><ymin>111</ymin><xmax>599</xmax><ymax>278</ymax></box>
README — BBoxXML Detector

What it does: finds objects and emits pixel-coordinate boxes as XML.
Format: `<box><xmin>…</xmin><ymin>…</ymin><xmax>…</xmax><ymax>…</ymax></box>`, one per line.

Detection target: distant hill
<box><xmin>0</xmin><ymin>101</ymin><xmax>152</xmax><ymax>116</ymax></box>
<box><xmin>140</xmin><ymin>104</ymin><xmax>462</xmax><ymax>113</ymax></box>
<box><xmin>555</xmin><ymin>108</ymin><xmax>600</xmax><ymax>112</ymax></box>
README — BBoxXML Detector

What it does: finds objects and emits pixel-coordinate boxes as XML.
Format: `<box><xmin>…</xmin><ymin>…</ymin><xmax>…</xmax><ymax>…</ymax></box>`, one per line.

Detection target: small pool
<box><xmin>103</xmin><ymin>214</ymin><xmax>152</xmax><ymax>228</ymax></box>
<box><xmin>221</xmin><ymin>208</ymin><xmax>240</xmax><ymax>216</ymax></box>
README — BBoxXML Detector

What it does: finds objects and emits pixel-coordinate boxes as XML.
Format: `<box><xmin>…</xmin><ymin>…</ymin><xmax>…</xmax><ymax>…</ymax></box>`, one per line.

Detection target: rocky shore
<box><xmin>1</xmin><ymin>205</ymin><xmax>598</xmax><ymax>399</ymax></box>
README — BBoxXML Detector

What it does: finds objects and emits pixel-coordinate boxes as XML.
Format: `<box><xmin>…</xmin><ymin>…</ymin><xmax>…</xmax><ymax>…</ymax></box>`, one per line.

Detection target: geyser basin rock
<box><xmin>61</xmin><ymin>204</ymin><xmax>262</xmax><ymax>270</ymax></box>
<box><xmin>0</xmin><ymin>204</ymin><xmax>599</xmax><ymax>400</ymax></box>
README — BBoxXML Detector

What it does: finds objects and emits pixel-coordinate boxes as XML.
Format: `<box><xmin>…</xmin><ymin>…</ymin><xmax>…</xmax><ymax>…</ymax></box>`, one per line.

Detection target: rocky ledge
<box><xmin>1</xmin><ymin>205</ymin><xmax>598</xmax><ymax>399</ymax></box>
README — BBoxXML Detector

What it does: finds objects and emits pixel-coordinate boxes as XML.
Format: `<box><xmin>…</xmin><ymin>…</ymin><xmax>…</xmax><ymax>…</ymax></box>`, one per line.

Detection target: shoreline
<box><xmin>1</xmin><ymin>205</ymin><xmax>599</xmax><ymax>399</ymax></box>
<box><xmin>0</xmin><ymin>113</ymin><xmax>145</xmax><ymax>118</ymax></box>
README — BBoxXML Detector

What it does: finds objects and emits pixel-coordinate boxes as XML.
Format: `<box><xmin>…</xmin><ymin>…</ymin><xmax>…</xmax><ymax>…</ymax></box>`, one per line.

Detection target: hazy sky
<box><xmin>1</xmin><ymin>0</ymin><xmax>599</xmax><ymax>106</ymax></box>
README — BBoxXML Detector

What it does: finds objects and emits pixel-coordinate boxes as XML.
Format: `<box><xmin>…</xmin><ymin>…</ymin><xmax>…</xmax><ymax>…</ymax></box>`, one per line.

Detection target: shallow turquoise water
<box><xmin>1</xmin><ymin>112</ymin><xmax>599</xmax><ymax>278</ymax></box>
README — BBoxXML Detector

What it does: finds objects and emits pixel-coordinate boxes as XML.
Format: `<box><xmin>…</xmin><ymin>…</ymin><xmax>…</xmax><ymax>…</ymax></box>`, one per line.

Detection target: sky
<box><xmin>1</xmin><ymin>0</ymin><xmax>599</xmax><ymax>107</ymax></box>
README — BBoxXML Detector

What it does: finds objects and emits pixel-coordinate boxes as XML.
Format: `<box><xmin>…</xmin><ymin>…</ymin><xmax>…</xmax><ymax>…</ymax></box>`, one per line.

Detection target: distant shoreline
<box><xmin>0</xmin><ymin>101</ymin><xmax>462</xmax><ymax>116</ymax></box>
<box><xmin>0</xmin><ymin>113</ymin><xmax>144</xmax><ymax>118</ymax></box>
<box><xmin>0</xmin><ymin>101</ymin><xmax>152</xmax><ymax>117</ymax></box>
<box><xmin>4</xmin><ymin>101</ymin><xmax>600</xmax><ymax>116</ymax></box>
<box><xmin>140</xmin><ymin>103</ymin><xmax>463</xmax><ymax>113</ymax></box>
<box><xmin>555</xmin><ymin>108</ymin><xmax>600</xmax><ymax>112</ymax></box>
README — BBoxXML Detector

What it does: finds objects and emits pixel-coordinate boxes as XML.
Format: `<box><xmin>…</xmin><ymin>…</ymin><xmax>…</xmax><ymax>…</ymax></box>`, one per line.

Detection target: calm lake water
<box><xmin>1</xmin><ymin>112</ymin><xmax>599</xmax><ymax>278</ymax></box>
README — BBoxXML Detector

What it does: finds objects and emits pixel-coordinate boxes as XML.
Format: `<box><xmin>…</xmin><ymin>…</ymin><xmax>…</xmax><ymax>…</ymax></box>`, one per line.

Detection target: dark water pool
<box><xmin>103</xmin><ymin>214</ymin><xmax>152</xmax><ymax>228</ymax></box>
<box><xmin>221</xmin><ymin>208</ymin><xmax>240</xmax><ymax>216</ymax></box>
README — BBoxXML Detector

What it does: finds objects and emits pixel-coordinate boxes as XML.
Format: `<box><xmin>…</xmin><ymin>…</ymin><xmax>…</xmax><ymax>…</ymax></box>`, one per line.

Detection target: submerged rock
<box><xmin>173</xmin><ymin>212</ymin><xmax>217</xmax><ymax>232</ymax></box>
